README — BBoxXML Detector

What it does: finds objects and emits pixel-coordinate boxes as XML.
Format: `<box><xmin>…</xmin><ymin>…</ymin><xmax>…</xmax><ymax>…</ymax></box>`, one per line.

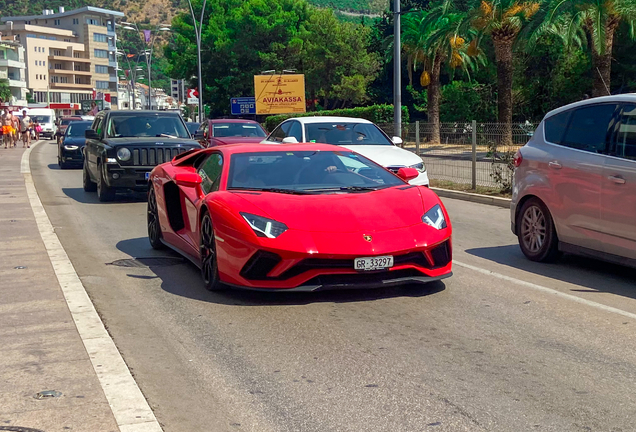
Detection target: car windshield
<box><xmin>66</xmin><ymin>122</ymin><xmax>91</xmax><ymax>137</ymax></box>
<box><xmin>213</xmin><ymin>123</ymin><xmax>266</xmax><ymax>138</ymax></box>
<box><xmin>106</xmin><ymin>114</ymin><xmax>190</xmax><ymax>138</ymax></box>
<box><xmin>228</xmin><ymin>150</ymin><xmax>403</xmax><ymax>193</ymax></box>
<box><xmin>61</xmin><ymin>118</ymin><xmax>79</xmax><ymax>126</ymax></box>
<box><xmin>32</xmin><ymin>115</ymin><xmax>51</xmax><ymax>123</ymax></box>
<box><xmin>186</xmin><ymin>123</ymin><xmax>200</xmax><ymax>134</ymax></box>
<box><xmin>305</xmin><ymin>122</ymin><xmax>393</xmax><ymax>146</ymax></box>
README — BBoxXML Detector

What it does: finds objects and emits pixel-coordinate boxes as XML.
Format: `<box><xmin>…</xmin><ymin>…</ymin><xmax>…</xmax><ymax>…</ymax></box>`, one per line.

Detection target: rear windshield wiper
<box><xmin>229</xmin><ymin>187</ymin><xmax>314</xmax><ymax>195</ymax></box>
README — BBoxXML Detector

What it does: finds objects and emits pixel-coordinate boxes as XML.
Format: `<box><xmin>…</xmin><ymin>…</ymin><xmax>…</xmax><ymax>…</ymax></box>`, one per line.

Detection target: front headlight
<box><xmin>240</xmin><ymin>212</ymin><xmax>288</xmax><ymax>238</ymax></box>
<box><xmin>410</xmin><ymin>162</ymin><xmax>426</xmax><ymax>172</ymax></box>
<box><xmin>422</xmin><ymin>204</ymin><xmax>447</xmax><ymax>230</ymax></box>
<box><xmin>117</xmin><ymin>147</ymin><xmax>131</xmax><ymax>161</ymax></box>
<box><xmin>63</xmin><ymin>145</ymin><xmax>79</xmax><ymax>150</ymax></box>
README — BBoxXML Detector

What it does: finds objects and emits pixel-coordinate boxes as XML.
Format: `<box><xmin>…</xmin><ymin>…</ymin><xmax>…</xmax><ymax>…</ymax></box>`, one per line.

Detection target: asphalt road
<box><xmin>32</xmin><ymin>140</ymin><xmax>636</xmax><ymax>432</ymax></box>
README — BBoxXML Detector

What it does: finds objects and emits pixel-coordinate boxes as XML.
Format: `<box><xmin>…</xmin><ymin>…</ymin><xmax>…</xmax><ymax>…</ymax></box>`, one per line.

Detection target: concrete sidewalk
<box><xmin>0</xmin><ymin>145</ymin><xmax>119</xmax><ymax>431</ymax></box>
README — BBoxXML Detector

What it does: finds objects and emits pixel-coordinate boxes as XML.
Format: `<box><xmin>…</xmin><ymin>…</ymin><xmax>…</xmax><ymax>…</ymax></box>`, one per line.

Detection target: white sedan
<box><xmin>262</xmin><ymin>116</ymin><xmax>429</xmax><ymax>186</ymax></box>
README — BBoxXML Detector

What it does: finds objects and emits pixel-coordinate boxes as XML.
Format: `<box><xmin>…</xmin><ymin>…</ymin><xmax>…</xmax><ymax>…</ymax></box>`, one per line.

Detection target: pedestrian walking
<box><xmin>11</xmin><ymin>112</ymin><xmax>20</xmax><ymax>147</ymax></box>
<box><xmin>89</xmin><ymin>102</ymin><xmax>99</xmax><ymax>116</ymax></box>
<box><xmin>20</xmin><ymin>110</ymin><xmax>32</xmax><ymax>148</ymax></box>
<box><xmin>2</xmin><ymin>108</ymin><xmax>14</xmax><ymax>149</ymax></box>
<box><xmin>34</xmin><ymin>120</ymin><xmax>41</xmax><ymax>141</ymax></box>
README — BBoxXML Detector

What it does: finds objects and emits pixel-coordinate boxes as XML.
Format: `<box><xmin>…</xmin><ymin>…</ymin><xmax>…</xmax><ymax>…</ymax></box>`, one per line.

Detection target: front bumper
<box><xmin>408</xmin><ymin>171</ymin><xmax>430</xmax><ymax>186</ymax></box>
<box><xmin>105</xmin><ymin>162</ymin><xmax>152</xmax><ymax>190</ymax></box>
<box><xmin>60</xmin><ymin>148</ymin><xmax>84</xmax><ymax>165</ymax></box>
<box><xmin>41</xmin><ymin>130</ymin><xmax>55</xmax><ymax>138</ymax></box>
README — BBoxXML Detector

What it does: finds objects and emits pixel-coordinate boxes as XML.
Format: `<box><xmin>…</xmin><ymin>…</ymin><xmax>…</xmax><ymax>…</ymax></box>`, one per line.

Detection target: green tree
<box><xmin>550</xmin><ymin>0</ymin><xmax>636</xmax><ymax>97</ymax></box>
<box><xmin>471</xmin><ymin>0</ymin><xmax>544</xmax><ymax>144</ymax></box>
<box><xmin>0</xmin><ymin>79</ymin><xmax>12</xmax><ymax>103</ymax></box>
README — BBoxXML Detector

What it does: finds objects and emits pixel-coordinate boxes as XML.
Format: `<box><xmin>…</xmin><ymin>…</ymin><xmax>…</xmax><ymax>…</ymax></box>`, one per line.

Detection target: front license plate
<box><xmin>144</xmin><ymin>172</ymin><xmax>150</xmax><ymax>180</ymax></box>
<box><xmin>354</xmin><ymin>256</ymin><xmax>394</xmax><ymax>271</ymax></box>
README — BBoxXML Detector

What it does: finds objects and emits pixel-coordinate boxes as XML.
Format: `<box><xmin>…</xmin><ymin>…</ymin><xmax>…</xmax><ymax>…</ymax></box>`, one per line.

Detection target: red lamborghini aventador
<box><xmin>147</xmin><ymin>143</ymin><xmax>452</xmax><ymax>291</ymax></box>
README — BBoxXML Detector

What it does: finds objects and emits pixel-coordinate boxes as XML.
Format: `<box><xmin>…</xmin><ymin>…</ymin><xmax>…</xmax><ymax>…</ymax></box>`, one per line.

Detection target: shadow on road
<box><xmin>47</xmin><ymin>163</ymin><xmax>60</xmax><ymax>170</ymax></box>
<box><xmin>115</xmin><ymin>237</ymin><xmax>446</xmax><ymax>306</ymax></box>
<box><xmin>62</xmin><ymin>187</ymin><xmax>147</xmax><ymax>204</ymax></box>
<box><xmin>466</xmin><ymin>244</ymin><xmax>636</xmax><ymax>299</ymax></box>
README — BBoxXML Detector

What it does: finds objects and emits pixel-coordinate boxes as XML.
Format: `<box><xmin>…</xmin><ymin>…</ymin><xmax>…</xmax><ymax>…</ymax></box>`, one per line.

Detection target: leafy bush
<box><xmin>263</xmin><ymin>104</ymin><xmax>409</xmax><ymax>131</ymax></box>
<box><xmin>440</xmin><ymin>81</ymin><xmax>497</xmax><ymax>123</ymax></box>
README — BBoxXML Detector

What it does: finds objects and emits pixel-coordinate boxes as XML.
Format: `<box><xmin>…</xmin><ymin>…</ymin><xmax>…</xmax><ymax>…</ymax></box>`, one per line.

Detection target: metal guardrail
<box><xmin>377</xmin><ymin>121</ymin><xmax>536</xmax><ymax>190</ymax></box>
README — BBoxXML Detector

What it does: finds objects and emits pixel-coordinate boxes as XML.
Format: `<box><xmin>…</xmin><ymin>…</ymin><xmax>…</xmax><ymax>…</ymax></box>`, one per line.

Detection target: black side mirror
<box><xmin>85</xmin><ymin>129</ymin><xmax>98</xmax><ymax>139</ymax></box>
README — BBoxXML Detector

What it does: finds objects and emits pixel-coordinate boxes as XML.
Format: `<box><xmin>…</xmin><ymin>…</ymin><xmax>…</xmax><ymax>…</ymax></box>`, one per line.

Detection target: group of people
<box><xmin>1</xmin><ymin>109</ymin><xmax>41</xmax><ymax>149</ymax></box>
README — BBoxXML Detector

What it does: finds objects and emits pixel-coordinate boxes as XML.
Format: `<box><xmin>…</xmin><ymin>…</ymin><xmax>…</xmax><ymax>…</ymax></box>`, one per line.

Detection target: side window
<box><xmin>287</xmin><ymin>121</ymin><xmax>302</xmax><ymax>142</ymax></box>
<box><xmin>92</xmin><ymin>116</ymin><xmax>103</xmax><ymax>138</ymax></box>
<box><xmin>560</xmin><ymin>104</ymin><xmax>617</xmax><ymax>153</ymax></box>
<box><xmin>610</xmin><ymin>104</ymin><xmax>636</xmax><ymax>161</ymax></box>
<box><xmin>269</xmin><ymin>122</ymin><xmax>291</xmax><ymax>142</ymax></box>
<box><xmin>198</xmin><ymin>153</ymin><xmax>223</xmax><ymax>194</ymax></box>
<box><xmin>544</xmin><ymin>110</ymin><xmax>570</xmax><ymax>145</ymax></box>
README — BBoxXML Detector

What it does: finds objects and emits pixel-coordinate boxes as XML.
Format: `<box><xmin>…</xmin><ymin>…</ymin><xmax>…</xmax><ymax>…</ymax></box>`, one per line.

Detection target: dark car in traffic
<box><xmin>194</xmin><ymin>119</ymin><xmax>266</xmax><ymax>147</ymax></box>
<box><xmin>83</xmin><ymin>110</ymin><xmax>202</xmax><ymax>201</ymax></box>
<box><xmin>55</xmin><ymin>116</ymin><xmax>83</xmax><ymax>144</ymax></box>
<box><xmin>58</xmin><ymin>120</ymin><xmax>92</xmax><ymax>169</ymax></box>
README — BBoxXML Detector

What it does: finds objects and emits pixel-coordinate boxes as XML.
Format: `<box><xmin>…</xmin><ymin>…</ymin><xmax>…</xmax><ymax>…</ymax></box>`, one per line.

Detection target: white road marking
<box><xmin>23</xmin><ymin>141</ymin><xmax>163</xmax><ymax>432</ymax></box>
<box><xmin>454</xmin><ymin>259</ymin><xmax>636</xmax><ymax>321</ymax></box>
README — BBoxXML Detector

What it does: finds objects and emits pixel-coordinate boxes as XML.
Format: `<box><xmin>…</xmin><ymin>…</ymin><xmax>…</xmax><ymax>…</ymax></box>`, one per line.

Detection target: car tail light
<box><xmin>513</xmin><ymin>150</ymin><xmax>523</xmax><ymax>168</ymax></box>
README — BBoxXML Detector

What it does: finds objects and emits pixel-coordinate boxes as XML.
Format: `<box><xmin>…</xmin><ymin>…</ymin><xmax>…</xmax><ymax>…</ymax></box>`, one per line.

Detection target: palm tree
<box><xmin>402</xmin><ymin>12</ymin><xmax>428</xmax><ymax>87</ymax></box>
<box><xmin>471</xmin><ymin>0</ymin><xmax>543</xmax><ymax>145</ymax></box>
<box><xmin>420</xmin><ymin>2</ymin><xmax>481</xmax><ymax>142</ymax></box>
<box><xmin>550</xmin><ymin>0</ymin><xmax>636</xmax><ymax>97</ymax></box>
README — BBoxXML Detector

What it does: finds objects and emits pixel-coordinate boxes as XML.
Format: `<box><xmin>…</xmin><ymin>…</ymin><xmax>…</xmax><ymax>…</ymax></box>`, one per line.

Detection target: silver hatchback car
<box><xmin>511</xmin><ymin>95</ymin><xmax>636</xmax><ymax>267</ymax></box>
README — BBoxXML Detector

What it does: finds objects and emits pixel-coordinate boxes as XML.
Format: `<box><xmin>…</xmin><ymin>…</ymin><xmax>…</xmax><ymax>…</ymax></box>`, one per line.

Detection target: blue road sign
<box><xmin>231</xmin><ymin>97</ymin><xmax>256</xmax><ymax>115</ymax></box>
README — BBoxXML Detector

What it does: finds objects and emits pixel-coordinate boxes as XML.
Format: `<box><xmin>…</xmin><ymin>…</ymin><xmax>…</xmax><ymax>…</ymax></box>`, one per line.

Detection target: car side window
<box><xmin>609</xmin><ymin>104</ymin><xmax>636</xmax><ymax>161</ymax></box>
<box><xmin>92</xmin><ymin>116</ymin><xmax>103</xmax><ymax>138</ymax></box>
<box><xmin>544</xmin><ymin>110</ymin><xmax>570</xmax><ymax>145</ymax></box>
<box><xmin>560</xmin><ymin>104</ymin><xmax>617</xmax><ymax>153</ymax></box>
<box><xmin>269</xmin><ymin>122</ymin><xmax>291</xmax><ymax>142</ymax></box>
<box><xmin>287</xmin><ymin>121</ymin><xmax>302</xmax><ymax>142</ymax></box>
<box><xmin>198</xmin><ymin>153</ymin><xmax>223</xmax><ymax>194</ymax></box>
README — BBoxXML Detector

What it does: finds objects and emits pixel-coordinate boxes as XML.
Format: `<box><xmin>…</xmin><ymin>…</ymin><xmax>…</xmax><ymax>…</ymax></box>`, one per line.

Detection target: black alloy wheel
<box><xmin>96</xmin><ymin>161</ymin><xmax>116</xmax><ymax>202</ymax></box>
<box><xmin>147</xmin><ymin>186</ymin><xmax>164</xmax><ymax>250</ymax></box>
<box><xmin>517</xmin><ymin>197</ymin><xmax>560</xmax><ymax>262</ymax></box>
<box><xmin>83</xmin><ymin>158</ymin><xmax>97</xmax><ymax>192</ymax></box>
<box><xmin>200</xmin><ymin>213</ymin><xmax>223</xmax><ymax>291</ymax></box>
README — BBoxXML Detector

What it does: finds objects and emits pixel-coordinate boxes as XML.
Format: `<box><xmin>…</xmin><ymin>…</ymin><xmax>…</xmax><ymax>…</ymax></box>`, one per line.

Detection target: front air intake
<box><xmin>240</xmin><ymin>251</ymin><xmax>282</xmax><ymax>280</ymax></box>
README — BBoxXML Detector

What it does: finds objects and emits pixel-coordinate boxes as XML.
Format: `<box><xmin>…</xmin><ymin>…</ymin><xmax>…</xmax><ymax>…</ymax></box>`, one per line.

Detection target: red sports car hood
<box><xmin>236</xmin><ymin>186</ymin><xmax>426</xmax><ymax>233</ymax></box>
<box><xmin>214</xmin><ymin>137</ymin><xmax>265</xmax><ymax>145</ymax></box>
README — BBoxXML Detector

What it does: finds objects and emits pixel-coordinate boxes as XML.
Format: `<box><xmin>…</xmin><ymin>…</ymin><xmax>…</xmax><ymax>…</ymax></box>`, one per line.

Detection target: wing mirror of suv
<box><xmin>282</xmin><ymin>137</ymin><xmax>299</xmax><ymax>144</ymax></box>
<box><xmin>85</xmin><ymin>129</ymin><xmax>98</xmax><ymax>139</ymax></box>
<box><xmin>396</xmin><ymin>167</ymin><xmax>419</xmax><ymax>182</ymax></box>
<box><xmin>392</xmin><ymin>136</ymin><xmax>403</xmax><ymax>146</ymax></box>
<box><xmin>174</xmin><ymin>172</ymin><xmax>203</xmax><ymax>188</ymax></box>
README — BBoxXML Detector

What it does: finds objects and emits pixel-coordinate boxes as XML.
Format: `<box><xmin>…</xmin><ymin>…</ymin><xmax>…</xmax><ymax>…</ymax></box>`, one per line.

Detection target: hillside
<box><xmin>0</xmin><ymin>0</ymin><xmax>386</xmax><ymax>23</ymax></box>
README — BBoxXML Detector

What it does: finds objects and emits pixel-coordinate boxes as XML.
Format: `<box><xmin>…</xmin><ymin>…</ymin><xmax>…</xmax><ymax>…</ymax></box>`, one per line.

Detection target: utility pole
<box><xmin>187</xmin><ymin>0</ymin><xmax>206</xmax><ymax>122</ymax></box>
<box><xmin>393</xmin><ymin>0</ymin><xmax>401</xmax><ymax>138</ymax></box>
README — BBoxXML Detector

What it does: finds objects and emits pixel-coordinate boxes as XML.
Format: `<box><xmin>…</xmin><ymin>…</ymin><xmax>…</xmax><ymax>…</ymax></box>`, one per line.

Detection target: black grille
<box><xmin>131</xmin><ymin>147</ymin><xmax>191</xmax><ymax>166</ymax></box>
<box><xmin>304</xmin><ymin>269</ymin><xmax>426</xmax><ymax>288</ymax></box>
<box><xmin>245</xmin><ymin>252</ymin><xmax>432</xmax><ymax>281</ymax></box>
<box><xmin>240</xmin><ymin>251</ymin><xmax>282</xmax><ymax>280</ymax></box>
<box><xmin>430</xmin><ymin>240</ymin><xmax>451</xmax><ymax>268</ymax></box>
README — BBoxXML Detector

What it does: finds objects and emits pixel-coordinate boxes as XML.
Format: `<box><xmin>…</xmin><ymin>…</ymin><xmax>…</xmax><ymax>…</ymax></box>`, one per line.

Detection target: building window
<box><xmin>27</xmin><ymin>34</ymin><xmax>36</xmax><ymax>38</ymax></box>
<box><xmin>55</xmin><ymin>19</ymin><xmax>61</xmax><ymax>25</ymax></box>
<box><xmin>73</xmin><ymin>18</ymin><xmax>78</xmax><ymax>25</ymax></box>
<box><xmin>51</xmin><ymin>76</ymin><xmax>59</xmax><ymax>83</ymax></box>
<box><xmin>96</xmin><ymin>81</ymin><xmax>109</xmax><ymax>89</ymax></box>
<box><xmin>93</xmin><ymin>33</ymin><xmax>108</xmax><ymax>43</ymax></box>
<box><xmin>94</xmin><ymin>49</ymin><xmax>108</xmax><ymax>58</ymax></box>
<box><xmin>60</xmin><ymin>76</ymin><xmax>68</xmax><ymax>83</ymax></box>
<box><xmin>34</xmin><ymin>46</ymin><xmax>37</xmax><ymax>52</ymax></box>
<box><xmin>54</xmin><ymin>63</ymin><xmax>62</xmax><ymax>69</ymax></box>
<box><xmin>73</xmin><ymin>52</ymin><xmax>83</xmax><ymax>58</ymax></box>
<box><xmin>95</xmin><ymin>65</ymin><xmax>109</xmax><ymax>74</ymax></box>
<box><xmin>86</xmin><ymin>18</ymin><xmax>100</xmax><ymax>25</ymax></box>
<box><xmin>43</xmin><ymin>61</ymin><xmax>46</xmax><ymax>67</ymax></box>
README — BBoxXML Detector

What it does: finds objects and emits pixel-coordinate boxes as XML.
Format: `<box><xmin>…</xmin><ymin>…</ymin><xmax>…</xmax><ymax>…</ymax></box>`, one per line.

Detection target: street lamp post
<box><xmin>186</xmin><ymin>0</ymin><xmax>206</xmax><ymax>122</ymax></box>
<box><xmin>393</xmin><ymin>0</ymin><xmax>401</xmax><ymax>138</ymax></box>
<box><xmin>120</xmin><ymin>22</ymin><xmax>171</xmax><ymax>110</ymax></box>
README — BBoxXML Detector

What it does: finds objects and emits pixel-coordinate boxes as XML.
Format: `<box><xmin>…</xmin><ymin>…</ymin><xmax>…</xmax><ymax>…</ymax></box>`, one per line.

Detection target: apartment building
<box><xmin>0</xmin><ymin>37</ymin><xmax>27</xmax><ymax>105</ymax></box>
<box><xmin>0</xmin><ymin>6</ymin><xmax>124</xmax><ymax>110</ymax></box>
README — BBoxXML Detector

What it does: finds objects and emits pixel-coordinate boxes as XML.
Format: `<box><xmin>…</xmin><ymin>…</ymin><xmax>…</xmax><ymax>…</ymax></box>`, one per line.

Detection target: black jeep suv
<box><xmin>83</xmin><ymin>110</ymin><xmax>202</xmax><ymax>201</ymax></box>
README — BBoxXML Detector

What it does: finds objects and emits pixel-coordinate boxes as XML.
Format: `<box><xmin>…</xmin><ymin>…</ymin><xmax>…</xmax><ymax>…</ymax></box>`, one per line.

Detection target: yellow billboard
<box><xmin>254</xmin><ymin>74</ymin><xmax>306</xmax><ymax>115</ymax></box>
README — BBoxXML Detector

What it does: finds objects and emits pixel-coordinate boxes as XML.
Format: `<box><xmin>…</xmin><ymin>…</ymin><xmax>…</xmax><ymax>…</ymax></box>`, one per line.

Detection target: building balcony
<box><xmin>8</xmin><ymin>79</ymin><xmax>26</xmax><ymax>88</ymax></box>
<box><xmin>0</xmin><ymin>58</ymin><xmax>25</xmax><ymax>69</ymax></box>
<box><xmin>50</xmin><ymin>82</ymin><xmax>93</xmax><ymax>90</ymax></box>
<box><xmin>48</xmin><ymin>55</ymin><xmax>91</xmax><ymax>63</ymax></box>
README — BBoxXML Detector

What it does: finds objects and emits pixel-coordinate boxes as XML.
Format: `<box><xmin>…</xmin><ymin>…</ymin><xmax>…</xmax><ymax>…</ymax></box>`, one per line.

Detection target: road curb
<box><xmin>431</xmin><ymin>187</ymin><xmax>511</xmax><ymax>209</ymax></box>
<box><xmin>22</xmin><ymin>142</ymin><xmax>163</xmax><ymax>432</ymax></box>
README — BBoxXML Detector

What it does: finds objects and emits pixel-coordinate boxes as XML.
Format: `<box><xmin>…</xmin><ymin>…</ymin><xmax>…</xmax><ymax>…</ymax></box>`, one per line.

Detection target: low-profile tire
<box><xmin>200</xmin><ymin>213</ymin><xmax>224</xmax><ymax>291</ymax></box>
<box><xmin>147</xmin><ymin>186</ymin><xmax>164</xmax><ymax>250</ymax></box>
<box><xmin>96</xmin><ymin>161</ymin><xmax>116</xmax><ymax>202</ymax></box>
<box><xmin>83</xmin><ymin>159</ymin><xmax>97</xmax><ymax>192</ymax></box>
<box><xmin>516</xmin><ymin>197</ymin><xmax>560</xmax><ymax>262</ymax></box>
